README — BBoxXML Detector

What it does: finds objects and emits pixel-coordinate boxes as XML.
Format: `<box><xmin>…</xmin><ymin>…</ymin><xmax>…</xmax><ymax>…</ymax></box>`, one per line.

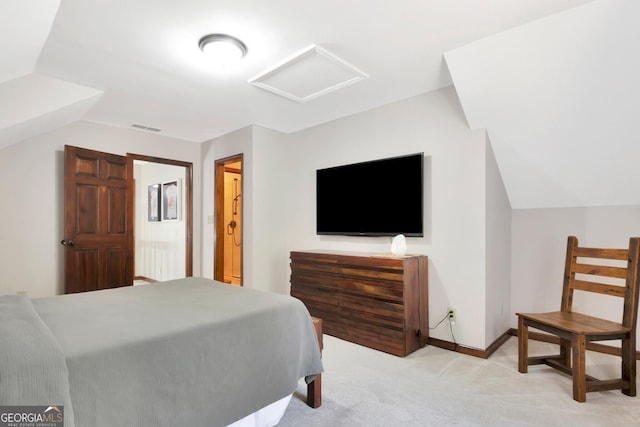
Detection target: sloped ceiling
<box><xmin>4</xmin><ymin>0</ymin><xmax>637</xmax><ymax>209</ymax></box>
<box><xmin>446</xmin><ymin>0</ymin><xmax>639</xmax><ymax>208</ymax></box>
<box><xmin>3</xmin><ymin>0</ymin><xmax>592</xmax><ymax>143</ymax></box>
<box><xmin>0</xmin><ymin>0</ymin><xmax>59</xmax><ymax>83</ymax></box>
<box><xmin>0</xmin><ymin>1</ymin><xmax>103</xmax><ymax>150</ymax></box>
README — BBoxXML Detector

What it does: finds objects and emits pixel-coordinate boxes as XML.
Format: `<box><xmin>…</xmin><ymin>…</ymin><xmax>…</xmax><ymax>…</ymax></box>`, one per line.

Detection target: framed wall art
<box><xmin>162</xmin><ymin>179</ymin><xmax>181</xmax><ymax>221</ymax></box>
<box><xmin>148</xmin><ymin>183</ymin><xmax>161</xmax><ymax>222</ymax></box>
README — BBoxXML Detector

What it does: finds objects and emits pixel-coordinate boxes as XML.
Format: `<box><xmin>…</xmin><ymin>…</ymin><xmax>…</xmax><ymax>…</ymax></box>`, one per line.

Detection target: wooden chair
<box><xmin>517</xmin><ymin>236</ymin><xmax>640</xmax><ymax>402</ymax></box>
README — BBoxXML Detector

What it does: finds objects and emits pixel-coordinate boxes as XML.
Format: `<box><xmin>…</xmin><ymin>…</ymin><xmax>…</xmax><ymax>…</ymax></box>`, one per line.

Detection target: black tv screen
<box><xmin>316</xmin><ymin>153</ymin><xmax>424</xmax><ymax>237</ymax></box>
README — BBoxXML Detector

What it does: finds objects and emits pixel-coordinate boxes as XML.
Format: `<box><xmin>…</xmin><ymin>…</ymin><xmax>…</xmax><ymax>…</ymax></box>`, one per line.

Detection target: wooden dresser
<box><xmin>290</xmin><ymin>250</ymin><xmax>428</xmax><ymax>356</ymax></box>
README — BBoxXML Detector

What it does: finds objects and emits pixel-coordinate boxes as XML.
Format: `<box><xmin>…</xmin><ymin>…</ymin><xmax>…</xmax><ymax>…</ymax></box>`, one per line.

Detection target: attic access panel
<box><xmin>249</xmin><ymin>45</ymin><xmax>369</xmax><ymax>103</ymax></box>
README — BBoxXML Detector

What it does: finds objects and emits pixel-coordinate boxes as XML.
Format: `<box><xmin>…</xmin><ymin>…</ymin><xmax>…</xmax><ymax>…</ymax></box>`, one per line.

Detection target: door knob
<box><xmin>61</xmin><ymin>239</ymin><xmax>75</xmax><ymax>247</ymax></box>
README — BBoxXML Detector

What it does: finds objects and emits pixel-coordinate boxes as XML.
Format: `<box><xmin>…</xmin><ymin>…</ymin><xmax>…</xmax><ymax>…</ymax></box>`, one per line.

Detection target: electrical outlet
<box><xmin>447</xmin><ymin>307</ymin><xmax>457</xmax><ymax>323</ymax></box>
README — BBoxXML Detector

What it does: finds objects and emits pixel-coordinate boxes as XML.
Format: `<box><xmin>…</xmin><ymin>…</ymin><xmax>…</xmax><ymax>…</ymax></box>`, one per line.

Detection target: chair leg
<box><xmin>559</xmin><ymin>338</ymin><xmax>571</xmax><ymax>369</ymax></box>
<box><xmin>571</xmin><ymin>334</ymin><xmax>587</xmax><ymax>402</ymax></box>
<box><xmin>621</xmin><ymin>333</ymin><xmax>636</xmax><ymax>397</ymax></box>
<box><xmin>518</xmin><ymin>316</ymin><xmax>528</xmax><ymax>373</ymax></box>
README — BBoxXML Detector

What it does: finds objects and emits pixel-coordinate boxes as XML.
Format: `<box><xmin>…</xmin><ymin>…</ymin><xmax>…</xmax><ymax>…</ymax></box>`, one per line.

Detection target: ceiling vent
<box><xmin>249</xmin><ymin>45</ymin><xmax>368</xmax><ymax>103</ymax></box>
<box><xmin>132</xmin><ymin>124</ymin><xmax>162</xmax><ymax>132</ymax></box>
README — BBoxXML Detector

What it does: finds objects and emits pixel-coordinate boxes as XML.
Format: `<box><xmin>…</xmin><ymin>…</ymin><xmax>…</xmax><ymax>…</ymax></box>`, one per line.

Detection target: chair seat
<box><xmin>518</xmin><ymin>311</ymin><xmax>629</xmax><ymax>336</ymax></box>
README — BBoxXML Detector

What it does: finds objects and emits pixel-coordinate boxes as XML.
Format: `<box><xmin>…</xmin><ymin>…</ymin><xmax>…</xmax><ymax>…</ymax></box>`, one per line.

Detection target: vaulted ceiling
<box><xmin>446</xmin><ymin>0</ymin><xmax>640</xmax><ymax>208</ymax></box>
<box><xmin>3</xmin><ymin>0</ymin><xmax>637</xmax><ymax>209</ymax></box>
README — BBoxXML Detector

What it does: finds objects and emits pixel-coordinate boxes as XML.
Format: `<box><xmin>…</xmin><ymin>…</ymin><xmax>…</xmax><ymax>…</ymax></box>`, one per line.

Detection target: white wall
<box><xmin>0</xmin><ymin>120</ymin><xmax>202</xmax><ymax>297</ymax></box>
<box><xmin>485</xmin><ymin>134</ymin><xmax>512</xmax><ymax>347</ymax></box>
<box><xmin>4</xmin><ymin>87</ymin><xmax>634</xmax><ymax>354</ymax></box>
<box><xmin>282</xmin><ymin>87</ymin><xmax>490</xmax><ymax>349</ymax></box>
<box><xmin>201</xmin><ymin>87</ymin><xmax>498</xmax><ymax>349</ymax></box>
<box><xmin>511</xmin><ymin>205</ymin><xmax>640</xmax><ymax>342</ymax></box>
<box><xmin>201</xmin><ymin>126</ymin><xmax>253</xmax><ymax>283</ymax></box>
<box><xmin>201</xmin><ymin>125</ymin><xmax>292</xmax><ymax>294</ymax></box>
<box><xmin>251</xmin><ymin>126</ymin><xmax>291</xmax><ymax>294</ymax></box>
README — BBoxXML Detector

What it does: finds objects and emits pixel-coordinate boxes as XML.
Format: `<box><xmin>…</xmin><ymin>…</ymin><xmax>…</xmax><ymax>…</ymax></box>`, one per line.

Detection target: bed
<box><xmin>0</xmin><ymin>277</ymin><xmax>323</xmax><ymax>427</ymax></box>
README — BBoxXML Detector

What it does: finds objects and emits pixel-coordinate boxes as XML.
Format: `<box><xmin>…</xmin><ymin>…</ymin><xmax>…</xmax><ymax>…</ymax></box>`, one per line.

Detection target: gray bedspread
<box><xmin>2</xmin><ymin>278</ymin><xmax>323</xmax><ymax>427</ymax></box>
<box><xmin>0</xmin><ymin>295</ymin><xmax>76</xmax><ymax>427</ymax></box>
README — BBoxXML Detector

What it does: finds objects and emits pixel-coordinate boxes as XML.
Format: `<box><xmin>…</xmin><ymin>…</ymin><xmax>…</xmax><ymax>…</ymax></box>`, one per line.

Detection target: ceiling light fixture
<box><xmin>198</xmin><ymin>34</ymin><xmax>247</xmax><ymax>66</ymax></box>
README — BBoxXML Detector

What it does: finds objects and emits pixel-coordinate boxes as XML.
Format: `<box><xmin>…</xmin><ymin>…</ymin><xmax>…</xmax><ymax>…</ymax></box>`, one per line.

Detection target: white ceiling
<box><xmin>446</xmin><ymin>0</ymin><xmax>640</xmax><ymax>208</ymax></box>
<box><xmin>4</xmin><ymin>0</ymin><xmax>638</xmax><ymax>209</ymax></box>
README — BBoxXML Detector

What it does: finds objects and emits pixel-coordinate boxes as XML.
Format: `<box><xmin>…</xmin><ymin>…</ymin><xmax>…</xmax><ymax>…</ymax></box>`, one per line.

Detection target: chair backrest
<box><xmin>561</xmin><ymin>236</ymin><xmax>640</xmax><ymax>329</ymax></box>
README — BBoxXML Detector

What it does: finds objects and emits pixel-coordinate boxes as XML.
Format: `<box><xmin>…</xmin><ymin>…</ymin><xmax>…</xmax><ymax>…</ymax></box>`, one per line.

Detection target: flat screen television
<box><xmin>316</xmin><ymin>153</ymin><xmax>424</xmax><ymax>237</ymax></box>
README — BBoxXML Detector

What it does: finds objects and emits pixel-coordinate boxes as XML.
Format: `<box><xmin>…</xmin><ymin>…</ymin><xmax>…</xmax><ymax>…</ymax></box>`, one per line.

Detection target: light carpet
<box><xmin>279</xmin><ymin>335</ymin><xmax>640</xmax><ymax>426</ymax></box>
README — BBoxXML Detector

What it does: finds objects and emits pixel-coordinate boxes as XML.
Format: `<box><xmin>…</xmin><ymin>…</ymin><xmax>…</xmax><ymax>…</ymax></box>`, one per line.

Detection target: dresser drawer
<box><xmin>340</xmin><ymin>293</ymin><xmax>403</xmax><ymax>321</ymax></box>
<box><xmin>339</xmin><ymin>317</ymin><xmax>405</xmax><ymax>356</ymax></box>
<box><xmin>291</xmin><ymin>270</ymin><xmax>338</xmax><ymax>290</ymax></box>
<box><xmin>338</xmin><ymin>266</ymin><xmax>405</xmax><ymax>282</ymax></box>
<box><xmin>338</xmin><ymin>276</ymin><xmax>404</xmax><ymax>303</ymax></box>
<box><xmin>291</xmin><ymin>251</ymin><xmax>338</xmax><ymax>274</ymax></box>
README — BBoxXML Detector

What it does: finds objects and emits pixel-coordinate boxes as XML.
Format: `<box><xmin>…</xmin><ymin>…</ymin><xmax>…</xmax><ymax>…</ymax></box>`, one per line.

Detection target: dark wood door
<box><xmin>63</xmin><ymin>145</ymin><xmax>133</xmax><ymax>293</ymax></box>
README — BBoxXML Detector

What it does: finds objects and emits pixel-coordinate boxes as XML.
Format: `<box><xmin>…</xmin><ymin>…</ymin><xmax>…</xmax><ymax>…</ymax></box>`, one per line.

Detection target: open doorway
<box><xmin>129</xmin><ymin>154</ymin><xmax>193</xmax><ymax>283</ymax></box>
<box><xmin>215</xmin><ymin>155</ymin><xmax>243</xmax><ymax>286</ymax></box>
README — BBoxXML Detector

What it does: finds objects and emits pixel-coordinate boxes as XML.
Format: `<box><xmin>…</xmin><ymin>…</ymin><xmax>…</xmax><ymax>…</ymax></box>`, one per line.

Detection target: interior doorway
<box><xmin>128</xmin><ymin>154</ymin><xmax>193</xmax><ymax>282</ymax></box>
<box><xmin>215</xmin><ymin>155</ymin><xmax>243</xmax><ymax>286</ymax></box>
<box><xmin>62</xmin><ymin>147</ymin><xmax>193</xmax><ymax>293</ymax></box>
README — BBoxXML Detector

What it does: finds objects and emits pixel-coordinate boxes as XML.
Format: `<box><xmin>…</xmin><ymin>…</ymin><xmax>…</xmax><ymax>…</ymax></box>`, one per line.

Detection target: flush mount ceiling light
<box><xmin>198</xmin><ymin>34</ymin><xmax>247</xmax><ymax>65</ymax></box>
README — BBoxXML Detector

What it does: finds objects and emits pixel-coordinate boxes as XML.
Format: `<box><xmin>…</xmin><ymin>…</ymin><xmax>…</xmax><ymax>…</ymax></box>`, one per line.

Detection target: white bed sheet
<box><xmin>227</xmin><ymin>394</ymin><xmax>292</xmax><ymax>427</ymax></box>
